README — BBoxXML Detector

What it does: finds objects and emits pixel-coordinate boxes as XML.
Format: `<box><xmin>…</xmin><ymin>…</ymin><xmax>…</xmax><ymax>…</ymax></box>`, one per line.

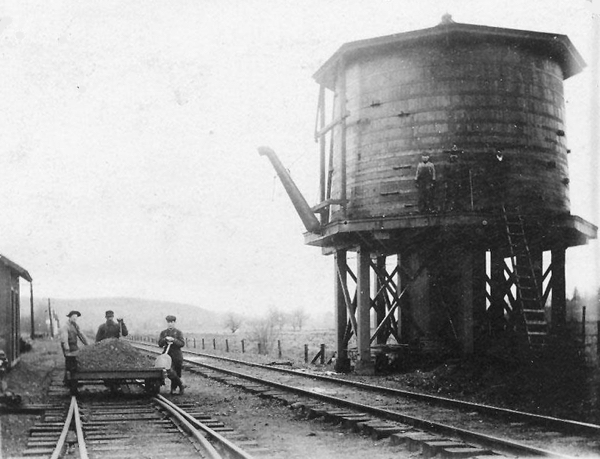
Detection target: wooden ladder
<box><xmin>502</xmin><ymin>207</ymin><xmax>547</xmax><ymax>349</ymax></box>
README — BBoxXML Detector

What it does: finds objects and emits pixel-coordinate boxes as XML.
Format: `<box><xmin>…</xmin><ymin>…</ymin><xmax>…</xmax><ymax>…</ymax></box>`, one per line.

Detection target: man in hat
<box><xmin>95</xmin><ymin>310</ymin><xmax>129</xmax><ymax>342</ymax></box>
<box><xmin>59</xmin><ymin>311</ymin><xmax>89</xmax><ymax>384</ymax></box>
<box><xmin>60</xmin><ymin>311</ymin><xmax>89</xmax><ymax>355</ymax></box>
<box><xmin>157</xmin><ymin>315</ymin><xmax>186</xmax><ymax>395</ymax></box>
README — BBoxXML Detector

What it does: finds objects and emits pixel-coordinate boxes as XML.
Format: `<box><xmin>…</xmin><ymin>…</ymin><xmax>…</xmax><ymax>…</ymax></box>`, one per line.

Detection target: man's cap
<box><xmin>165</xmin><ymin>315</ymin><xmax>176</xmax><ymax>322</ymax></box>
<box><xmin>66</xmin><ymin>310</ymin><xmax>81</xmax><ymax>318</ymax></box>
<box><xmin>105</xmin><ymin>310</ymin><xmax>114</xmax><ymax>318</ymax></box>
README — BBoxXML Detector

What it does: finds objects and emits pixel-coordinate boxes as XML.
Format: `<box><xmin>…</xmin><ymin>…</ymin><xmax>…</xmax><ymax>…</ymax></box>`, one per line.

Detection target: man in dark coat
<box><xmin>444</xmin><ymin>149</ymin><xmax>470</xmax><ymax>212</ymax></box>
<box><xmin>158</xmin><ymin>315</ymin><xmax>186</xmax><ymax>395</ymax></box>
<box><xmin>488</xmin><ymin>149</ymin><xmax>510</xmax><ymax>210</ymax></box>
<box><xmin>95</xmin><ymin>310</ymin><xmax>129</xmax><ymax>342</ymax></box>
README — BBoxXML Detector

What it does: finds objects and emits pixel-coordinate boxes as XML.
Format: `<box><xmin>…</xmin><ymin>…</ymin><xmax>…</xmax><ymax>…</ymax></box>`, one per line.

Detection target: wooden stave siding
<box><xmin>329</xmin><ymin>41</ymin><xmax>569</xmax><ymax>221</ymax></box>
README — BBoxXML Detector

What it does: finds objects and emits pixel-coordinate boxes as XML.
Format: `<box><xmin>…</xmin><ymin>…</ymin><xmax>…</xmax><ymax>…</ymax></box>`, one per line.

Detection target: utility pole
<box><xmin>30</xmin><ymin>282</ymin><xmax>35</xmax><ymax>340</ymax></box>
<box><xmin>47</xmin><ymin>299</ymin><xmax>54</xmax><ymax>338</ymax></box>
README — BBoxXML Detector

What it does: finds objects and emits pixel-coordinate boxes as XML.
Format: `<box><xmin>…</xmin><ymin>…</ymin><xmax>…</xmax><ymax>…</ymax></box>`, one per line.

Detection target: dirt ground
<box><xmin>2</xmin><ymin>337</ymin><xmax>599</xmax><ymax>458</ymax></box>
<box><xmin>0</xmin><ymin>340</ymin><xmax>417</xmax><ymax>459</ymax></box>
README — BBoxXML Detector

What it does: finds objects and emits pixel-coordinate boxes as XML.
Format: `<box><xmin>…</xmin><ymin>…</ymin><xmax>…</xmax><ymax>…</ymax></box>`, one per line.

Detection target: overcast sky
<box><xmin>1</xmin><ymin>0</ymin><xmax>598</xmax><ymax>317</ymax></box>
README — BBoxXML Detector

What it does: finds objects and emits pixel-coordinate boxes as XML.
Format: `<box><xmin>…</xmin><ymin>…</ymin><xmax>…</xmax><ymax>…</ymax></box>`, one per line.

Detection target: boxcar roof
<box><xmin>0</xmin><ymin>255</ymin><xmax>32</xmax><ymax>282</ymax></box>
<box><xmin>314</xmin><ymin>18</ymin><xmax>585</xmax><ymax>88</ymax></box>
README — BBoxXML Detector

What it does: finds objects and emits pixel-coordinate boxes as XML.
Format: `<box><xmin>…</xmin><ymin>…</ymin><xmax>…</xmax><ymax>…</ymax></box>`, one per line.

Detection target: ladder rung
<box><xmin>527</xmin><ymin>331</ymin><xmax>547</xmax><ymax>336</ymax></box>
<box><xmin>523</xmin><ymin>309</ymin><xmax>545</xmax><ymax>315</ymax></box>
<box><xmin>526</xmin><ymin>321</ymin><xmax>547</xmax><ymax>326</ymax></box>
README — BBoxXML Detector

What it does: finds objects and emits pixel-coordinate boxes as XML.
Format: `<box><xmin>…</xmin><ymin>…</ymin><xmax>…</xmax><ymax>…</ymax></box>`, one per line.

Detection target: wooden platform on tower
<box><xmin>305</xmin><ymin>212</ymin><xmax>596</xmax><ymax>254</ymax></box>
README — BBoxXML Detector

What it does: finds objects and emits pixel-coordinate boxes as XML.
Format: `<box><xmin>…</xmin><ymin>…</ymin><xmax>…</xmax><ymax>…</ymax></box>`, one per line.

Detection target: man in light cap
<box><xmin>158</xmin><ymin>315</ymin><xmax>186</xmax><ymax>395</ymax></box>
<box><xmin>95</xmin><ymin>310</ymin><xmax>129</xmax><ymax>342</ymax></box>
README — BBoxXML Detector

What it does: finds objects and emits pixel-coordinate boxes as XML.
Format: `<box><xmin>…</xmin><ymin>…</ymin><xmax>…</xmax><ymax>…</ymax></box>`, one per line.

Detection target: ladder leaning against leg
<box><xmin>502</xmin><ymin>206</ymin><xmax>547</xmax><ymax>350</ymax></box>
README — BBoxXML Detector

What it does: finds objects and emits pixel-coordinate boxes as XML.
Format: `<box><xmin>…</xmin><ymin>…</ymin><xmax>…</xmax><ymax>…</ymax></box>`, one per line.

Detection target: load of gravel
<box><xmin>77</xmin><ymin>338</ymin><xmax>155</xmax><ymax>371</ymax></box>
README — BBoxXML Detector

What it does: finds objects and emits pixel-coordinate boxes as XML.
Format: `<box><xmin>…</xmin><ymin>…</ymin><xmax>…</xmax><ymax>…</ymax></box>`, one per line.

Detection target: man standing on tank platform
<box><xmin>415</xmin><ymin>153</ymin><xmax>436</xmax><ymax>213</ymax></box>
<box><xmin>489</xmin><ymin>148</ymin><xmax>510</xmax><ymax>211</ymax></box>
<box><xmin>443</xmin><ymin>146</ymin><xmax>469</xmax><ymax>212</ymax></box>
<box><xmin>158</xmin><ymin>315</ymin><xmax>186</xmax><ymax>395</ymax></box>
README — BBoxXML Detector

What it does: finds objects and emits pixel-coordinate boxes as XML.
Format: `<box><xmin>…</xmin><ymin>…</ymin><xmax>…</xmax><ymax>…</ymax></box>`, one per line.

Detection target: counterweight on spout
<box><xmin>258</xmin><ymin>146</ymin><xmax>321</xmax><ymax>233</ymax></box>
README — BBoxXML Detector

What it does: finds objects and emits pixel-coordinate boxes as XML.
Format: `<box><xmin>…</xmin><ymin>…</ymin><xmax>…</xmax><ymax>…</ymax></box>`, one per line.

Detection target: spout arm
<box><xmin>258</xmin><ymin>146</ymin><xmax>321</xmax><ymax>233</ymax></box>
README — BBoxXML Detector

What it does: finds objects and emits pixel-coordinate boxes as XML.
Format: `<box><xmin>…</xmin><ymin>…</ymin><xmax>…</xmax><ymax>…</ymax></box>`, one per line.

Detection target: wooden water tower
<box><xmin>260</xmin><ymin>17</ymin><xmax>597</xmax><ymax>374</ymax></box>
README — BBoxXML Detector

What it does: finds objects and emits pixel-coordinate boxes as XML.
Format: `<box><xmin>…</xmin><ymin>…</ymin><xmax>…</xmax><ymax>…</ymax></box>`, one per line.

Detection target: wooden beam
<box><xmin>311</xmin><ymin>199</ymin><xmax>347</xmax><ymax>212</ymax></box>
<box><xmin>314</xmin><ymin>114</ymin><xmax>349</xmax><ymax>139</ymax></box>
<box><xmin>336</xmin><ymin>256</ymin><xmax>358</xmax><ymax>338</ymax></box>
<box><xmin>339</xmin><ymin>58</ymin><xmax>348</xmax><ymax>216</ymax></box>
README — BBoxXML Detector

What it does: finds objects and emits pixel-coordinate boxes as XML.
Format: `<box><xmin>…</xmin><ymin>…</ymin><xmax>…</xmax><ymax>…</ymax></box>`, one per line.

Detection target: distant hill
<box><xmin>30</xmin><ymin>297</ymin><xmax>224</xmax><ymax>336</ymax></box>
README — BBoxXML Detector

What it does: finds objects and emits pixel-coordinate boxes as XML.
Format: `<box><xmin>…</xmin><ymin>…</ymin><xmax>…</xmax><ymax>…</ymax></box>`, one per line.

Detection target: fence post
<box><xmin>226</xmin><ymin>339</ymin><xmax>229</xmax><ymax>352</ymax></box>
<box><xmin>185</xmin><ymin>338</ymin><xmax>189</xmax><ymax>347</ymax></box>
<box><xmin>258</xmin><ymin>342</ymin><xmax>262</xmax><ymax>355</ymax></box>
<box><xmin>241</xmin><ymin>339</ymin><xmax>245</xmax><ymax>353</ymax></box>
<box><xmin>304</xmin><ymin>344</ymin><xmax>308</xmax><ymax>363</ymax></box>
<box><xmin>193</xmin><ymin>338</ymin><xmax>196</xmax><ymax>348</ymax></box>
<box><xmin>202</xmin><ymin>338</ymin><xmax>205</xmax><ymax>350</ymax></box>
<box><xmin>320</xmin><ymin>344</ymin><xmax>325</xmax><ymax>364</ymax></box>
<box><xmin>278</xmin><ymin>340</ymin><xmax>282</xmax><ymax>359</ymax></box>
<box><xmin>213</xmin><ymin>338</ymin><xmax>216</xmax><ymax>350</ymax></box>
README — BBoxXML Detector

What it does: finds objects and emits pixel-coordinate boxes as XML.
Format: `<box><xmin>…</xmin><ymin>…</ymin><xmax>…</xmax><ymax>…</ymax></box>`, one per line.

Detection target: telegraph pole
<box><xmin>30</xmin><ymin>282</ymin><xmax>35</xmax><ymax>340</ymax></box>
<box><xmin>47</xmin><ymin>299</ymin><xmax>54</xmax><ymax>338</ymax></box>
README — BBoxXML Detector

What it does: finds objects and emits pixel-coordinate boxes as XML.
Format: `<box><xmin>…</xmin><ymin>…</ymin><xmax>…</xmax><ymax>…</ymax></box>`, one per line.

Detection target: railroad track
<box><xmin>132</xmin><ymin>341</ymin><xmax>600</xmax><ymax>459</ymax></box>
<box><xmin>9</xmin><ymin>372</ymin><xmax>263</xmax><ymax>459</ymax></box>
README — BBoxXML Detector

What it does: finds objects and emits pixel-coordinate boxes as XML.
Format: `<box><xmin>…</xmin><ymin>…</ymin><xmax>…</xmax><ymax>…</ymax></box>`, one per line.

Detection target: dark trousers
<box><xmin>168</xmin><ymin>359</ymin><xmax>183</xmax><ymax>391</ymax></box>
<box><xmin>417</xmin><ymin>180</ymin><xmax>435</xmax><ymax>213</ymax></box>
<box><xmin>64</xmin><ymin>356</ymin><xmax>78</xmax><ymax>385</ymax></box>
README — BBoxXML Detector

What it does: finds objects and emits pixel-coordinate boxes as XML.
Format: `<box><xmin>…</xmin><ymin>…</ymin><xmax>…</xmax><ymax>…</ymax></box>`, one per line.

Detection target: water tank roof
<box><xmin>314</xmin><ymin>19</ymin><xmax>586</xmax><ymax>88</ymax></box>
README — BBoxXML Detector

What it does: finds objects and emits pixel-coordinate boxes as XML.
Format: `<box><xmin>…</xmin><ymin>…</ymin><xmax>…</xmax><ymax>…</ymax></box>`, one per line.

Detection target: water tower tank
<box><xmin>313</xmin><ymin>17</ymin><xmax>585</xmax><ymax>221</ymax></box>
<box><xmin>261</xmin><ymin>18</ymin><xmax>597</xmax><ymax>372</ymax></box>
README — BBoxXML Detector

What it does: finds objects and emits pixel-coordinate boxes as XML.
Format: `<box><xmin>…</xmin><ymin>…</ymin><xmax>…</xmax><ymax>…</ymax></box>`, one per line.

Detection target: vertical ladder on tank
<box><xmin>502</xmin><ymin>207</ymin><xmax>548</xmax><ymax>349</ymax></box>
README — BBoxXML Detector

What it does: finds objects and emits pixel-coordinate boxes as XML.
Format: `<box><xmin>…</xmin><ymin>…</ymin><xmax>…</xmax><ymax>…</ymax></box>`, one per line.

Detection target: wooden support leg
<box><xmin>375</xmin><ymin>256</ymin><xmax>387</xmax><ymax>345</ymax></box>
<box><xmin>334</xmin><ymin>250</ymin><xmax>351</xmax><ymax>373</ymax></box>
<box><xmin>355</xmin><ymin>247</ymin><xmax>374</xmax><ymax>375</ymax></box>
<box><xmin>489</xmin><ymin>251</ymin><xmax>507</xmax><ymax>335</ymax></box>
<box><xmin>472</xmin><ymin>250</ymin><xmax>487</xmax><ymax>353</ymax></box>
<box><xmin>551</xmin><ymin>248</ymin><xmax>566</xmax><ymax>334</ymax></box>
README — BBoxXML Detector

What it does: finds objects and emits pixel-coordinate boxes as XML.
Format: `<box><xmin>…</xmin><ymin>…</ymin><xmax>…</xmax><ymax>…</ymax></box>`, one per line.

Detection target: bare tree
<box><xmin>224</xmin><ymin>311</ymin><xmax>243</xmax><ymax>334</ymax></box>
<box><xmin>290</xmin><ymin>306</ymin><xmax>309</xmax><ymax>331</ymax></box>
<box><xmin>267</xmin><ymin>307</ymin><xmax>286</xmax><ymax>331</ymax></box>
<box><xmin>247</xmin><ymin>314</ymin><xmax>279</xmax><ymax>355</ymax></box>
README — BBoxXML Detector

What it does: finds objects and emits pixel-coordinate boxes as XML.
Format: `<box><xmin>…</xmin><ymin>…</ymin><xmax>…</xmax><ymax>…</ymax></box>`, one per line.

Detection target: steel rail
<box><xmin>181</xmin><ymin>357</ymin><xmax>582</xmax><ymax>458</ymax></box>
<box><xmin>152</xmin><ymin>396</ymin><xmax>223</xmax><ymax>459</ymax></box>
<box><xmin>154</xmin><ymin>395</ymin><xmax>256</xmax><ymax>459</ymax></box>
<box><xmin>133</xmin><ymin>341</ymin><xmax>583</xmax><ymax>459</ymax></box>
<box><xmin>72</xmin><ymin>396</ymin><xmax>89</xmax><ymax>459</ymax></box>
<box><xmin>50</xmin><ymin>396</ymin><xmax>76</xmax><ymax>459</ymax></box>
<box><xmin>135</xmin><ymin>342</ymin><xmax>600</xmax><ymax>435</ymax></box>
